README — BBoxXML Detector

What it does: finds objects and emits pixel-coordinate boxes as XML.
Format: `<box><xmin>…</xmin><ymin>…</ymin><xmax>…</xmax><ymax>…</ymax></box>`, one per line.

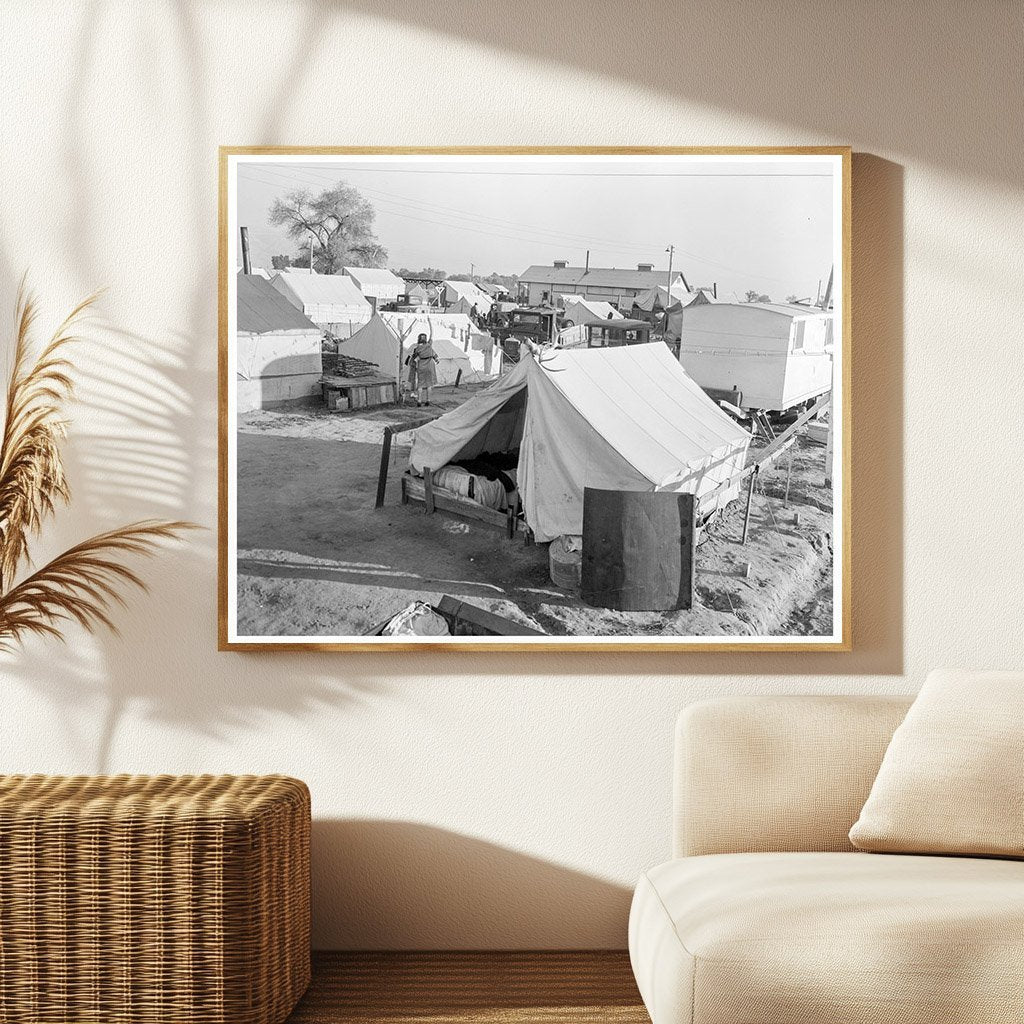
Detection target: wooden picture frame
<box><xmin>219</xmin><ymin>147</ymin><xmax>851</xmax><ymax>651</ymax></box>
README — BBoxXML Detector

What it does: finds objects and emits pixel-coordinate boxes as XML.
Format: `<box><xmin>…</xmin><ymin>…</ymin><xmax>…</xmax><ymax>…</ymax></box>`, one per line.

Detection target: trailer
<box><xmin>670</xmin><ymin>302</ymin><xmax>834</xmax><ymax>412</ymax></box>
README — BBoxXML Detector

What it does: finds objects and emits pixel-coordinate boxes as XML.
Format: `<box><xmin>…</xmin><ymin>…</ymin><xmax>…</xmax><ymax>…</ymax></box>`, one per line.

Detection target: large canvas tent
<box><xmin>380</xmin><ymin>311</ymin><xmax>494</xmax><ymax>378</ymax></box>
<box><xmin>339</xmin><ymin>313</ymin><xmax>477</xmax><ymax>386</ymax></box>
<box><xmin>342</xmin><ymin>266</ymin><xmax>405</xmax><ymax>305</ymax></box>
<box><xmin>270</xmin><ymin>271</ymin><xmax>372</xmax><ymax>331</ymax></box>
<box><xmin>671</xmin><ymin>302</ymin><xmax>834</xmax><ymax>411</ymax></box>
<box><xmin>634</xmin><ymin>284</ymin><xmax>712</xmax><ymax>313</ymax></box>
<box><xmin>442</xmin><ymin>279</ymin><xmax>494</xmax><ymax>314</ymax></box>
<box><xmin>561</xmin><ymin>297</ymin><xmax>623</xmax><ymax>325</ymax></box>
<box><xmin>408</xmin><ymin>343</ymin><xmax>750</xmax><ymax>542</ymax></box>
<box><xmin>236</xmin><ymin>274</ymin><xmax>323</xmax><ymax>412</ymax></box>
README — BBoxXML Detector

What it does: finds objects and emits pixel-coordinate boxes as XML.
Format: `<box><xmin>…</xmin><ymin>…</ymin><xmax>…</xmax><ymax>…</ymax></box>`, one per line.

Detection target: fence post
<box><xmin>741</xmin><ymin>465</ymin><xmax>759</xmax><ymax>545</ymax></box>
<box><xmin>375</xmin><ymin>427</ymin><xmax>394</xmax><ymax>509</ymax></box>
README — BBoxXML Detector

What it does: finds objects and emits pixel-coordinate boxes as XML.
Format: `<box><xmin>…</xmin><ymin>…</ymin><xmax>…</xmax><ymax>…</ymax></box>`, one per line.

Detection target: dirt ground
<box><xmin>235</xmin><ymin>383</ymin><xmax>835</xmax><ymax>638</ymax></box>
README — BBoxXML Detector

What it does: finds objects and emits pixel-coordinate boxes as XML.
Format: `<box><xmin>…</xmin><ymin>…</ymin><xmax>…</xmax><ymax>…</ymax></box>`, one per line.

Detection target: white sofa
<box><xmin>628</xmin><ymin>695</ymin><xmax>1024</xmax><ymax>1023</ymax></box>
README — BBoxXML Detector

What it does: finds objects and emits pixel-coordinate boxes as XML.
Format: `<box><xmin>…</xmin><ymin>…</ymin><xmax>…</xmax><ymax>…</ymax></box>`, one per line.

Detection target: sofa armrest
<box><xmin>674</xmin><ymin>695</ymin><xmax>912</xmax><ymax>857</ymax></box>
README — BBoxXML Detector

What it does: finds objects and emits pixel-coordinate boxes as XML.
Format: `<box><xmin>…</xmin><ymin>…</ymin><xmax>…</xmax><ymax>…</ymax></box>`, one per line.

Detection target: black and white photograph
<box><xmin>220</xmin><ymin>149</ymin><xmax>849</xmax><ymax>648</ymax></box>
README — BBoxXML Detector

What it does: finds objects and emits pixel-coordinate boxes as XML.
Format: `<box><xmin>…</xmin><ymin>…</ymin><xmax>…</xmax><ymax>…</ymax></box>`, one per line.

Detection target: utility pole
<box><xmin>240</xmin><ymin>226</ymin><xmax>252</xmax><ymax>275</ymax></box>
<box><xmin>309</xmin><ymin>234</ymin><xmax>314</xmax><ymax>274</ymax></box>
<box><xmin>665</xmin><ymin>245</ymin><xmax>675</xmax><ymax>316</ymax></box>
<box><xmin>470</xmin><ymin>262</ymin><xmax>475</xmax><ymax>282</ymax></box>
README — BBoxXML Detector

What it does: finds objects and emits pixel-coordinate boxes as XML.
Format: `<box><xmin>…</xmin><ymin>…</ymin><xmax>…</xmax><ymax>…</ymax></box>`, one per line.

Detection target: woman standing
<box><xmin>407</xmin><ymin>333</ymin><xmax>439</xmax><ymax>406</ymax></box>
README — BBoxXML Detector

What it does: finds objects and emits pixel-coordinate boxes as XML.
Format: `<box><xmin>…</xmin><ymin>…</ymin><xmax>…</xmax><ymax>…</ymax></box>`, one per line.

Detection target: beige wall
<box><xmin>1</xmin><ymin>1</ymin><xmax>1021</xmax><ymax>949</ymax></box>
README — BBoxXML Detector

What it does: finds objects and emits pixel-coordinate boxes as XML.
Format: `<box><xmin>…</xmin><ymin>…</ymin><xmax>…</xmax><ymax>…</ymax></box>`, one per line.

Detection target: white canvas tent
<box><xmin>379</xmin><ymin>311</ymin><xmax>498</xmax><ymax>378</ymax></box>
<box><xmin>408</xmin><ymin>343</ymin><xmax>750</xmax><ymax>542</ymax></box>
<box><xmin>381</xmin><ymin>311</ymin><xmax>474</xmax><ymax>345</ymax></box>
<box><xmin>342</xmin><ymin>266</ymin><xmax>405</xmax><ymax>305</ymax></box>
<box><xmin>404</xmin><ymin>282</ymin><xmax>431</xmax><ymax>305</ymax></box>
<box><xmin>443</xmin><ymin>279</ymin><xmax>494</xmax><ymax>314</ymax></box>
<box><xmin>476</xmin><ymin>280</ymin><xmax>509</xmax><ymax>298</ymax></box>
<box><xmin>270</xmin><ymin>271</ymin><xmax>372</xmax><ymax>330</ymax></box>
<box><xmin>236</xmin><ymin>274</ymin><xmax>323</xmax><ymax>412</ymax></box>
<box><xmin>634</xmin><ymin>283</ymin><xmax>706</xmax><ymax>312</ymax></box>
<box><xmin>561</xmin><ymin>297</ymin><xmax>623</xmax><ymax>325</ymax></box>
<box><xmin>339</xmin><ymin>313</ymin><xmax>478</xmax><ymax>386</ymax></box>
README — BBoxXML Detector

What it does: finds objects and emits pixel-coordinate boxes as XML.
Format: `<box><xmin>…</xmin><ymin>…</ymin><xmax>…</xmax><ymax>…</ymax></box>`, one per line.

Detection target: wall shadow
<box><xmin>0</xmin><ymin>0</ymin><xmax>395</xmax><ymax>772</ymax></box>
<box><xmin>311</xmin><ymin>819</ymin><xmax>633</xmax><ymax>950</ymax></box>
<box><xmin>330</xmin><ymin>0</ymin><xmax>1022</xmax><ymax>189</ymax></box>
<box><xmin>2</xmin><ymin>6</ymin><xmax>913</xmax><ymax>773</ymax></box>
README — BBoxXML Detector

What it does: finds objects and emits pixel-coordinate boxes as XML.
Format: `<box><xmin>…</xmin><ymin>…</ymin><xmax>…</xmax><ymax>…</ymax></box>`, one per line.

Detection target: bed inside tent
<box><xmin>393</xmin><ymin>344</ymin><xmax>752</xmax><ymax>543</ymax></box>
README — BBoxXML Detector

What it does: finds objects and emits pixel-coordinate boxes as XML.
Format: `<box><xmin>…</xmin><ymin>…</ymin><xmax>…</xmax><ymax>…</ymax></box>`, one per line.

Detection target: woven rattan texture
<box><xmin>0</xmin><ymin>774</ymin><xmax>311</xmax><ymax>1024</ymax></box>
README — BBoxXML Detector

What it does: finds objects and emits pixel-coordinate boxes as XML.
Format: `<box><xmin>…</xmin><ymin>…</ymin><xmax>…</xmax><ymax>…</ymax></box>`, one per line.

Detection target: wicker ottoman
<box><xmin>0</xmin><ymin>774</ymin><xmax>310</xmax><ymax>1024</ymax></box>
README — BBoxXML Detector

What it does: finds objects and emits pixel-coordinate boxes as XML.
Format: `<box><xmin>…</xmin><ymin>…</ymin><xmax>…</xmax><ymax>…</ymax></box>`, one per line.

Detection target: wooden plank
<box><xmin>320</xmin><ymin>374</ymin><xmax>396</xmax><ymax>388</ymax></box>
<box><xmin>390</xmin><ymin>415</ymin><xmax>437</xmax><ymax>435</ymax></box>
<box><xmin>436</xmin><ymin>595</ymin><xmax>545</xmax><ymax>637</ymax></box>
<box><xmin>423</xmin><ymin>467</ymin><xmax>434</xmax><ymax>514</ymax></box>
<box><xmin>375</xmin><ymin>427</ymin><xmax>393</xmax><ymax>509</ymax></box>
<box><xmin>702</xmin><ymin>393</ymin><xmax>830</xmax><ymax>506</ymax></box>
<box><xmin>403</xmin><ymin>475</ymin><xmax>516</xmax><ymax>531</ymax></box>
<box><xmin>289</xmin><ymin>951</ymin><xmax>647</xmax><ymax>1023</ymax></box>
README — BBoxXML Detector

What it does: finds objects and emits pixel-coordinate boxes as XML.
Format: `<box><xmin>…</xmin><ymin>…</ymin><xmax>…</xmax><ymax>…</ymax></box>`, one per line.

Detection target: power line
<box><xmin>239</xmin><ymin>166</ymin><xmax>667</xmax><ymax>261</ymax></box>
<box><xmin>240</xmin><ymin>164</ymin><xmax>662</xmax><ymax>254</ymax></box>
<box><xmin>236</xmin><ymin>164</ymin><xmax>817</xmax><ymax>286</ymax></box>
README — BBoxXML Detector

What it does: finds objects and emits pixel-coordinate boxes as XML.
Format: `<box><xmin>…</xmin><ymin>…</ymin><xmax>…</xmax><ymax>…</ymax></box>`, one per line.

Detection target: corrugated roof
<box><xmin>271</xmin><ymin>271</ymin><xmax>372</xmax><ymax>308</ymax></box>
<box><xmin>237</xmin><ymin>275</ymin><xmax>320</xmax><ymax>334</ymax></box>
<box><xmin>520</xmin><ymin>265</ymin><xmax>680</xmax><ymax>290</ymax></box>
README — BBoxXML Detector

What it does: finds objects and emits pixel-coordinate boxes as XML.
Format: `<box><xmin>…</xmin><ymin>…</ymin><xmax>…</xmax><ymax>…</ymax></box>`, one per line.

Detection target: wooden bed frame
<box><xmin>401</xmin><ymin>469</ymin><xmax>529</xmax><ymax>540</ymax></box>
<box><xmin>375</xmin><ymin>417</ymin><xmax>533</xmax><ymax>542</ymax></box>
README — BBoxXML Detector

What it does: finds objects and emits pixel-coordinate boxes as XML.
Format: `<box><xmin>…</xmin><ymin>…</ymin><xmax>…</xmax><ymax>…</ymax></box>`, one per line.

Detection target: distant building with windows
<box><xmin>519</xmin><ymin>260</ymin><xmax>687</xmax><ymax>308</ymax></box>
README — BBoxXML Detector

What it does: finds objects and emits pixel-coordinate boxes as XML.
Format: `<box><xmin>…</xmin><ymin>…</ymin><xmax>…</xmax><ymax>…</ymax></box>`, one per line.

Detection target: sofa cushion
<box><xmin>849</xmin><ymin>668</ymin><xmax>1024</xmax><ymax>857</ymax></box>
<box><xmin>629</xmin><ymin>852</ymin><xmax>1024</xmax><ymax>1024</ymax></box>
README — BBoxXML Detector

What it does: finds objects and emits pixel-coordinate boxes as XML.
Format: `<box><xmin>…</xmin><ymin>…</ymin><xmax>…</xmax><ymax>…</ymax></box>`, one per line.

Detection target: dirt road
<box><xmin>235</xmin><ymin>395</ymin><xmax>835</xmax><ymax>638</ymax></box>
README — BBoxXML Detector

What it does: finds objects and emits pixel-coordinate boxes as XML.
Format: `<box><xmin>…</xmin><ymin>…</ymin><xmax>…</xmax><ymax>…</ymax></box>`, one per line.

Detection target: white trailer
<box><xmin>671</xmin><ymin>302</ymin><xmax>834</xmax><ymax>412</ymax></box>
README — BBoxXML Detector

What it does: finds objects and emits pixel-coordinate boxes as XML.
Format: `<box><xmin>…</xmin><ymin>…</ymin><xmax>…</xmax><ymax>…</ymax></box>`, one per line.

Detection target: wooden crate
<box><xmin>321</xmin><ymin>375</ymin><xmax>397</xmax><ymax>411</ymax></box>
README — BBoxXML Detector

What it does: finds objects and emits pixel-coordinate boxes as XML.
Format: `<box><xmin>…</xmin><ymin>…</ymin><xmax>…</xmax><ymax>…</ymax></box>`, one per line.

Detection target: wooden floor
<box><xmin>286</xmin><ymin>951</ymin><xmax>649</xmax><ymax>1023</ymax></box>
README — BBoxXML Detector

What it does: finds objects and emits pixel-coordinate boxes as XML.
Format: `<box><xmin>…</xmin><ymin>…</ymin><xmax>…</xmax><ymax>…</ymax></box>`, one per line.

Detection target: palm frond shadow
<box><xmin>1</xmin><ymin>2</ymin><xmax>390</xmax><ymax>773</ymax></box>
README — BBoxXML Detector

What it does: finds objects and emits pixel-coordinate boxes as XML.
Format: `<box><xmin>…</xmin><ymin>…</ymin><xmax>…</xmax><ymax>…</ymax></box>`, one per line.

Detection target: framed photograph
<box><xmin>219</xmin><ymin>147</ymin><xmax>850</xmax><ymax>651</ymax></box>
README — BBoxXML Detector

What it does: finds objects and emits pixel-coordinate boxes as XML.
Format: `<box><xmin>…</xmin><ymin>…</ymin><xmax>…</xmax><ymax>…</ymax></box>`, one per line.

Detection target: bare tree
<box><xmin>269</xmin><ymin>182</ymin><xmax>388</xmax><ymax>274</ymax></box>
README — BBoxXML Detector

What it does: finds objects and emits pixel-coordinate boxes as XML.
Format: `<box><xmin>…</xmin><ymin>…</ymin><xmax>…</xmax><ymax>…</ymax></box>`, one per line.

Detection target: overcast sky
<box><xmin>236</xmin><ymin>156</ymin><xmax>836</xmax><ymax>301</ymax></box>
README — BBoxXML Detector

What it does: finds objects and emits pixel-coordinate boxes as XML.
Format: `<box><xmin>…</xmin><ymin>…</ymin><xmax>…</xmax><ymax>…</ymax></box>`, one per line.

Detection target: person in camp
<box><xmin>407</xmin><ymin>333</ymin><xmax>439</xmax><ymax>406</ymax></box>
